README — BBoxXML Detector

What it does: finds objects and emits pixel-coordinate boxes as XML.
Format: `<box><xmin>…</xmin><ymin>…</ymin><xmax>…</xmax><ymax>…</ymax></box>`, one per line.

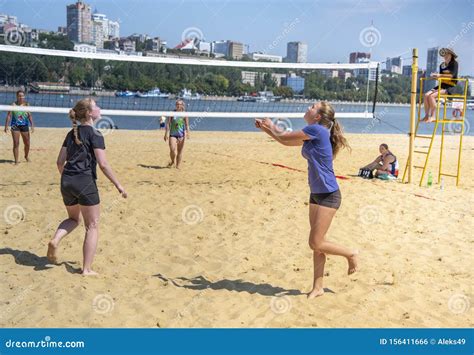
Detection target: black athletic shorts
<box><xmin>309</xmin><ymin>189</ymin><xmax>342</xmax><ymax>209</ymax></box>
<box><xmin>432</xmin><ymin>83</ymin><xmax>455</xmax><ymax>95</ymax></box>
<box><xmin>11</xmin><ymin>125</ymin><xmax>29</xmax><ymax>132</ymax></box>
<box><xmin>61</xmin><ymin>174</ymin><xmax>100</xmax><ymax>206</ymax></box>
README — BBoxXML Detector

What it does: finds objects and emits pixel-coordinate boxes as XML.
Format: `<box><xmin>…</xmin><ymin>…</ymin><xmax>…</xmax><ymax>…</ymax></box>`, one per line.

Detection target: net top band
<box><xmin>0</xmin><ymin>45</ymin><xmax>379</xmax><ymax>70</ymax></box>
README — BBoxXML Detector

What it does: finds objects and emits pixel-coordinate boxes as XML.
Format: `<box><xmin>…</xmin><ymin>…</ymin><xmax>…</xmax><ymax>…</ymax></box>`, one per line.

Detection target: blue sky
<box><xmin>2</xmin><ymin>0</ymin><xmax>473</xmax><ymax>75</ymax></box>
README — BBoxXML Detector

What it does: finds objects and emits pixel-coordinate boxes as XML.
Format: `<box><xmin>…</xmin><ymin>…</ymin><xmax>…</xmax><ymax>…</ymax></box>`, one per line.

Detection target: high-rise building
<box><xmin>402</xmin><ymin>65</ymin><xmax>411</xmax><ymax>76</ymax></box>
<box><xmin>354</xmin><ymin>58</ymin><xmax>378</xmax><ymax>81</ymax></box>
<box><xmin>210</xmin><ymin>40</ymin><xmax>245</xmax><ymax>59</ymax></box>
<box><xmin>0</xmin><ymin>14</ymin><xmax>19</xmax><ymax>37</ymax></box>
<box><xmin>241</xmin><ymin>71</ymin><xmax>261</xmax><ymax>87</ymax></box>
<box><xmin>197</xmin><ymin>40</ymin><xmax>211</xmax><ymax>54</ymax></box>
<box><xmin>211</xmin><ymin>40</ymin><xmax>229</xmax><ymax>56</ymax></box>
<box><xmin>286</xmin><ymin>42</ymin><xmax>307</xmax><ymax>63</ymax></box>
<box><xmin>92</xmin><ymin>12</ymin><xmax>109</xmax><ymax>38</ymax></box>
<box><xmin>67</xmin><ymin>1</ymin><xmax>93</xmax><ymax>43</ymax></box>
<box><xmin>0</xmin><ymin>14</ymin><xmax>18</xmax><ymax>26</ymax></box>
<box><xmin>386</xmin><ymin>56</ymin><xmax>402</xmax><ymax>74</ymax></box>
<box><xmin>349</xmin><ymin>52</ymin><xmax>370</xmax><ymax>64</ymax></box>
<box><xmin>229</xmin><ymin>41</ymin><xmax>243</xmax><ymax>59</ymax></box>
<box><xmin>92</xmin><ymin>20</ymin><xmax>104</xmax><ymax>48</ymax></box>
<box><xmin>271</xmin><ymin>73</ymin><xmax>286</xmax><ymax>86</ymax></box>
<box><xmin>426</xmin><ymin>47</ymin><xmax>441</xmax><ymax>91</ymax></box>
<box><xmin>91</xmin><ymin>11</ymin><xmax>120</xmax><ymax>40</ymax></box>
<box><xmin>402</xmin><ymin>65</ymin><xmax>424</xmax><ymax>83</ymax></box>
<box><xmin>57</xmin><ymin>26</ymin><xmax>68</xmax><ymax>35</ymax></box>
<box><xmin>108</xmin><ymin>20</ymin><xmax>120</xmax><ymax>39</ymax></box>
<box><xmin>283</xmin><ymin>73</ymin><xmax>305</xmax><ymax>93</ymax></box>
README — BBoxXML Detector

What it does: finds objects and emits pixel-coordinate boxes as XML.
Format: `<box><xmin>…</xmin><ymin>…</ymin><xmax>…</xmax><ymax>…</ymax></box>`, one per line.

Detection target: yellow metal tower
<box><xmin>403</xmin><ymin>77</ymin><xmax>469</xmax><ymax>186</ymax></box>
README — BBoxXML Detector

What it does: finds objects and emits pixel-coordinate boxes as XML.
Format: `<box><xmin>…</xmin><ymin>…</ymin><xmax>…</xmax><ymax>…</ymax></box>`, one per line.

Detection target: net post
<box><xmin>408</xmin><ymin>48</ymin><xmax>418</xmax><ymax>184</ymax></box>
<box><xmin>372</xmin><ymin>63</ymin><xmax>380</xmax><ymax>114</ymax></box>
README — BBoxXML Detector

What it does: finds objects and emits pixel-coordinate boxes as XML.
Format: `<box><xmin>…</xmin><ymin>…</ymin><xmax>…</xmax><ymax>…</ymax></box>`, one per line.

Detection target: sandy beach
<box><xmin>0</xmin><ymin>128</ymin><xmax>472</xmax><ymax>328</ymax></box>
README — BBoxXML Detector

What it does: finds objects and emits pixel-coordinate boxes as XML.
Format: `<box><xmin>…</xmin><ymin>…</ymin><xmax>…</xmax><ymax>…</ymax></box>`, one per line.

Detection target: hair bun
<box><xmin>69</xmin><ymin>109</ymin><xmax>76</xmax><ymax>120</ymax></box>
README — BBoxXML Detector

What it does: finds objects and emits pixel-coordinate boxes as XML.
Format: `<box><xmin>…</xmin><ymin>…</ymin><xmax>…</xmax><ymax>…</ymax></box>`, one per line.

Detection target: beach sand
<box><xmin>0</xmin><ymin>128</ymin><xmax>472</xmax><ymax>328</ymax></box>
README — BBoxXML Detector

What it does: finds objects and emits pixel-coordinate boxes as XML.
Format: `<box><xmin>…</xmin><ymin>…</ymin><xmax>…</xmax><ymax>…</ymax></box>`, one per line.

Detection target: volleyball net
<box><xmin>0</xmin><ymin>45</ymin><xmax>379</xmax><ymax>119</ymax></box>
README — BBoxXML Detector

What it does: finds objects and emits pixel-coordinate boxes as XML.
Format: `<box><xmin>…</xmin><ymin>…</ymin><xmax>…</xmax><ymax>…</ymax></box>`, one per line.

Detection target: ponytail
<box><xmin>68</xmin><ymin>98</ymin><xmax>95</xmax><ymax>145</ymax></box>
<box><xmin>329</xmin><ymin>119</ymin><xmax>350</xmax><ymax>157</ymax></box>
<box><xmin>316</xmin><ymin>101</ymin><xmax>351</xmax><ymax>158</ymax></box>
<box><xmin>69</xmin><ymin>109</ymin><xmax>82</xmax><ymax>145</ymax></box>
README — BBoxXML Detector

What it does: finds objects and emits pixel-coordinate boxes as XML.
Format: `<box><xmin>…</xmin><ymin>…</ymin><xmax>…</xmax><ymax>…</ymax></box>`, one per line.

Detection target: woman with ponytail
<box><xmin>47</xmin><ymin>98</ymin><xmax>127</xmax><ymax>275</ymax></box>
<box><xmin>255</xmin><ymin>101</ymin><xmax>358</xmax><ymax>299</ymax></box>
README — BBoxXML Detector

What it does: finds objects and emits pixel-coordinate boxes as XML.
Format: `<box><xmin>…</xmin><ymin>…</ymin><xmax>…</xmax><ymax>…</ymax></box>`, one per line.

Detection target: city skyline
<box><xmin>0</xmin><ymin>0</ymin><xmax>472</xmax><ymax>75</ymax></box>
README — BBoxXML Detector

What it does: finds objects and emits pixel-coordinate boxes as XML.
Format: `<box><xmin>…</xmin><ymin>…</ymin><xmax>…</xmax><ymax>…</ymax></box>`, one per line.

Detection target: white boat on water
<box><xmin>258</xmin><ymin>91</ymin><xmax>282</xmax><ymax>102</ymax></box>
<box><xmin>237</xmin><ymin>95</ymin><xmax>257</xmax><ymax>102</ymax></box>
<box><xmin>136</xmin><ymin>88</ymin><xmax>169</xmax><ymax>98</ymax></box>
<box><xmin>237</xmin><ymin>92</ymin><xmax>276</xmax><ymax>103</ymax></box>
<box><xmin>179</xmin><ymin>88</ymin><xmax>201</xmax><ymax>100</ymax></box>
<box><xmin>237</xmin><ymin>95</ymin><xmax>268</xmax><ymax>103</ymax></box>
<box><xmin>255</xmin><ymin>96</ymin><xmax>269</xmax><ymax>103</ymax></box>
<box><xmin>115</xmin><ymin>90</ymin><xmax>136</xmax><ymax>97</ymax></box>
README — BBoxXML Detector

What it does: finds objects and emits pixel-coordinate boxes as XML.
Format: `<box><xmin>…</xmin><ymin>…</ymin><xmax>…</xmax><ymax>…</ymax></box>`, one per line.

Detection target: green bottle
<box><xmin>427</xmin><ymin>172</ymin><xmax>433</xmax><ymax>187</ymax></box>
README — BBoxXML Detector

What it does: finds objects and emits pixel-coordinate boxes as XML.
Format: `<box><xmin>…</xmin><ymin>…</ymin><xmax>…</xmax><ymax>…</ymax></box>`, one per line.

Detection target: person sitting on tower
<box><xmin>422</xmin><ymin>48</ymin><xmax>459</xmax><ymax>123</ymax></box>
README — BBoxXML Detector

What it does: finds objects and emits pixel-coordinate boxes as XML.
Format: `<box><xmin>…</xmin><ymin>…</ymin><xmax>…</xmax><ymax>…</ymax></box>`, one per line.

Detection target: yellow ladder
<box><xmin>402</xmin><ymin>77</ymin><xmax>468</xmax><ymax>187</ymax></box>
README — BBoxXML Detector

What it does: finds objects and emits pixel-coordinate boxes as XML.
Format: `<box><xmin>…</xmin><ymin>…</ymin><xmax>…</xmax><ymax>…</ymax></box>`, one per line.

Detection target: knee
<box><xmin>85</xmin><ymin>218</ymin><xmax>99</xmax><ymax>231</ymax></box>
<box><xmin>308</xmin><ymin>238</ymin><xmax>323</xmax><ymax>253</ymax></box>
<box><xmin>13</xmin><ymin>141</ymin><xmax>20</xmax><ymax>149</ymax></box>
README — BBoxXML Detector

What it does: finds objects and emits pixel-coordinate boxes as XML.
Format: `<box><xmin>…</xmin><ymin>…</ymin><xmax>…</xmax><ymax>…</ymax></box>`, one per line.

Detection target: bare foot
<box><xmin>347</xmin><ymin>251</ymin><xmax>359</xmax><ymax>275</ymax></box>
<box><xmin>25</xmin><ymin>156</ymin><xmax>31</xmax><ymax>162</ymax></box>
<box><xmin>307</xmin><ymin>288</ymin><xmax>324</xmax><ymax>299</ymax></box>
<box><xmin>166</xmin><ymin>161</ymin><xmax>174</xmax><ymax>168</ymax></box>
<box><xmin>176</xmin><ymin>165</ymin><xmax>181</xmax><ymax>170</ymax></box>
<box><xmin>81</xmin><ymin>269</ymin><xmax>98</xmax><ymax>276</ymax></box>
<box><xmin>14</xmin><ymin>161</ymin><xmax>19</xmax><ymax>166</ymax></box>
<box><xmin>425</xmin><ymin>117</ymin><xmax>436</xmax><ymax>123</ymax></box>
<box><xmin>47</xmin><ymin>241</ymin><xmax>58</xmax><ymax>264</ymax></box>
<box><xmin>421</xmin><ymin>115</ymin><xmax>429</xmax><ymax>122</ymax></box>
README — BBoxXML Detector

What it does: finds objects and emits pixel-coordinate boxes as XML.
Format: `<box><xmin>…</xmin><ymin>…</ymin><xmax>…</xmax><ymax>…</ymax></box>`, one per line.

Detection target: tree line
<box><xmin>0</xmin><ymin>33</ymin><xmax>429</xmax><ymax>103</ymax></box>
